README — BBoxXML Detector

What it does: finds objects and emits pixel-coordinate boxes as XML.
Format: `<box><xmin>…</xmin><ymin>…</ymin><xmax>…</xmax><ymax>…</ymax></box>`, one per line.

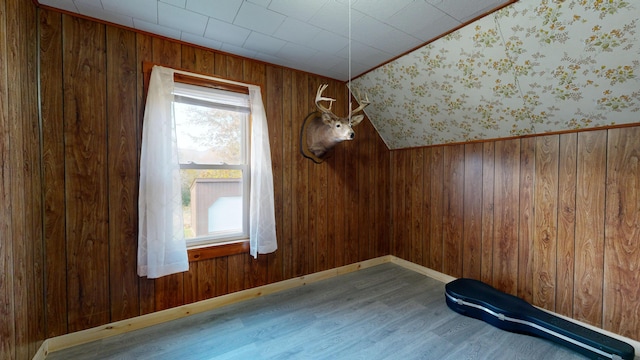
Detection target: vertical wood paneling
<box><xmin>463</xmin><ymin>143</ymin><xmax>482</xmax><ymax>279</ymax></box>
<box><xmin>106</xmin><ymin>26</ymin><xmax>139</xmax><ymax>322</ymax></box>
<box><xmin>306</xmin><ymin>77</ymin><xmax>320</xmax><ymax>273</ymax></box>
<box><xmin>135</xmin><ymin>32</ymin><xmax>155</xmax><ymax>316</ymax></box>
<box><xmin>357</xmin><ymin>114</ymin><xmax>373</xmax><ymax>261</ymax></box>
<box><xmin>332</xmin><ymin>86</ymin><xmax>348</xmax><ymax>268</ymax></box>
<box><xmin>1</xmin><ymin>1</ymin><xmax>15</xmax><ymax>358</ymax></box>
<box><xmin>481</xmin><ymin>142</ymin><xmax>495</xmax><ymax>284</ymax></box>
<box><xmin>493</xmin><ymin>139</ymin><xmax>520</xmax><ymax>295</ymax></box>
<box><xmin>0</xmin><ymin>0</ymin><xmax>13</xmax><ymax>355</ymax></box>
<box><xmin>429</xmin><ymin>147</ymin><xmax>444</xmax><ymax>271</ymax></box>
<box><xmin>604</xmin><ymin>127</ymin><xmax>640</xmax><ymax>339</ymax></box>
<box><xmin>21</xmin><ymin>1</ymin><xmax>43</xmax><ymax>355</ymax></box>
<box><xmin>410</xmin><ymin>148</ymin><xmax>424</xmax><ymax>265</ymax></box>
<box><xmin>388</xmin><ymin>128</ymin><xmax>640</xmax><ymax>341</ymax></box>
<box><xmin>533</xmin><ymin>135</ymin><xmax>559</xmax><ymax>310</ymax></box>
<box><xmin>518</xmin><ymin>138</ymin><xmax>535</xmax><ymax>302</ymax></box>
<box><xmin>556</xmin><ymin>133</ymin><xmax>577</xmax><ymax>318</ymax></box>
<box><xmin>244</xmin><ymin>60</ymin><xmax>269</xmax><ymax>288</ymax></box>
<box><xmin>420</xmin><ymin>147</ymin><xmax>432</xmax><ymax>267</ymax></box>
<box><xmin>9</xmin><ymin>0</ymin><xmax>42</xmax><ymax>356</ymax></box>
<box><xmin>574</xmin><ymin>130</ymin><xmax>606</xmax><ymax>327</ymax></box>
<box><xmin>391</xmin><ymin>151</ymin><xmax>406</xmax><ymax>259</ymax></box>
<box><xmin>291</xmin><ymin>72</ymin><xmax>309</xmax><ymax>277</ymax></box>
<box><xmin>2</xmin><ymin>1</ymin><xmax>45</xmax><ymax>357</ymax></box>
<box><xmin>39</xmin><ymin>8</ymin><xmax>68</xmax><ymax>339</ymax></box>
<box><xmin>375</xmin><ymin>124</ymin><xmax>390</xmax><ymax>258</ymax></box>
<box><xmin>281</xmin><ymin>68</ymin><xmax>294</xmax><ymax>277</ymax></box>
<box><xmin>62</xmin><ymin>15</ymin><xmax>110</xmax><ymax>332</ymax></box>
<box><xmin>344</xmin><ymin>112</ymin><xmax>359</xmax><ymax>265</ymax></box>
<box><xmin>574</xmin><ymin>131</ymin><xmax>607</xmax><ymax>326</ymax></box>
<box><xmin>266</xmin><ymin>65</ymin><xmax>285</xmax><ymax>283</ymax></box>
<box><xmin>443</xmin><ymin>145</ymin><xmax>464</xmax><ymax>277</ymax></box>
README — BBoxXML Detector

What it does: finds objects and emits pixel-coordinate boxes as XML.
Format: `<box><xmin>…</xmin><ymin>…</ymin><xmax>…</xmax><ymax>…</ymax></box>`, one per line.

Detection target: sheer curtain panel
<box><xmin>138</xmin><ymin>65</ymin><xmax>277</xmax><ymax>278</ymax></box>
<box><xmin>138</xmin><ymin>65</ymin><xmax>189</xmax><ymax>279</ymax></box>
<box><xmin>248</xmin><ymin>86</ymin><xmax>277</xmax><ymax>258</ymax></box>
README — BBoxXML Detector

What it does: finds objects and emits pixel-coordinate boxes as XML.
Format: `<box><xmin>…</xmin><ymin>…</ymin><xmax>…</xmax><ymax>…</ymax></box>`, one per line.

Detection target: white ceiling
<box><xmin>36</xmin><ymin>0</ymin><xmax>513</xmax><ymax>81</ymax></box>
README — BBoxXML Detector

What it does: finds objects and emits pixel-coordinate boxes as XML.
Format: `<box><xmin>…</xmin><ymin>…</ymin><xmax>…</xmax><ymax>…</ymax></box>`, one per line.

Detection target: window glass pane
<box><xmin>181</xmin><ymin>169</ymin><xmax>244</xmax><ymax>239</ymax></box>
<box><xmin>174</xmin><ymin>101</ymin><xmax>245</xmax><ymax>165</ymax></box>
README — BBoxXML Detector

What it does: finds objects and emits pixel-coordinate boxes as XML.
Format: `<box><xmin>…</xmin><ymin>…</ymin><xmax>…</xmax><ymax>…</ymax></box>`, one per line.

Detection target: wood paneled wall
<box><xmin>390</xmin><ymin>129</ymin><xmax>640</xmax><ymax>341</ymax></box>
<box><xmin>37</xmin><ymin>8</ymin><xmax>390</xmax><ymax>342</ymax></box>
<box><xmin>0</xmin><ymin>0</ymin><xmax>44</xmax><ymax>359</ymax></box>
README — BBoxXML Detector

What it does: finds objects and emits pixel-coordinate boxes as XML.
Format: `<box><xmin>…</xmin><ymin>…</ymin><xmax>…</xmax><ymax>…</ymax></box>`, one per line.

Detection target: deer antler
<box><xmin>315</xmin><ymin>84</ymin><xmax>336</xmax><ymax>113</ymax></box>
<box><xmin>349</xmin><ymin>87</ymin><xmax>370</xmax><ymax>116</ymax></box>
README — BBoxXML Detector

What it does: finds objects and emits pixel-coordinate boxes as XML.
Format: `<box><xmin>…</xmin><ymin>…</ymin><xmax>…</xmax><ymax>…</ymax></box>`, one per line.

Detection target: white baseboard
<box><xmin>33</xmin><ymin>255</ymin><xmax>639</xmax><ymax>360</ymax></box>
<box><xmin>389</xmin><ymin>255</ymin><xmax>640</xmax><ymax>360</ymax></box>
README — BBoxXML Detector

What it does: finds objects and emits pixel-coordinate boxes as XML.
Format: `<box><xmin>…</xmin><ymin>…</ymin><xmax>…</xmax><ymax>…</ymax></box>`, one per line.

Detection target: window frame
<box><xmin>173</xmin><ymin>78</ymin><xmax>251</xmax><ymax>248</ymax></box>
<box><xmin>142</xmin><ymin>62</ymin><xmax>254</xmax><ymax>261</ymax></box>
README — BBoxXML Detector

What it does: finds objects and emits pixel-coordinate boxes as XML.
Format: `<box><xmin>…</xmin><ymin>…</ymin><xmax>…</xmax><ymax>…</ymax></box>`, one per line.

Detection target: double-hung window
<box><xmin>172</xmin><ymin>81</ymin><xmax>250</xmax><ymax>247</ymax></box>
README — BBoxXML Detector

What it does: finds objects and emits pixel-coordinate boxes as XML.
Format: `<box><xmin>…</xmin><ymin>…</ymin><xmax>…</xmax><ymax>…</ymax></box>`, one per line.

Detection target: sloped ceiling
<box><xmin>37</xmin><ymin>1</ymin><xmax>639</xmax><ymax>150</ymax></box>
<box><xmin>351</xmin><ymin>0</ymin><xmax>640</xmax><ymax>149</ymax></box>
<box><xmin>35</xmin><ymin>0</ymin><xmax>514</xmax><ymax>81</ymax></box>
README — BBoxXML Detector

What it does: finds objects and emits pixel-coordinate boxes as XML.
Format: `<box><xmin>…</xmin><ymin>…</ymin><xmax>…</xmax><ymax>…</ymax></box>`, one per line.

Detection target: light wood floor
<box><xmin>48</xmin><ymin>263</ymin><xmax>587</xmax><ymax>359</ymax></box>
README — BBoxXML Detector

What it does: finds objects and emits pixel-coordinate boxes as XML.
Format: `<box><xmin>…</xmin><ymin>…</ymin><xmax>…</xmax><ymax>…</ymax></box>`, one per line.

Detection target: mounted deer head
<box><xmin>300</xmin><ymin>84</ymin><xmax>370</xmax><ymax>163</ymax></box>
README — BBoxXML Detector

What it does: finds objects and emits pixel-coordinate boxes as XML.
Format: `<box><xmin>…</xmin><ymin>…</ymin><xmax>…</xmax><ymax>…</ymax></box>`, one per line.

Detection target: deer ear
<box><xmin>350</xmin><ymin>114</ymin><xmax>364</xmax><ymax>126</ymax></box>
<box><xmin>321</xmin><ymin>112</ymin><xmax>333</xmax><ymax>124</ymax></box>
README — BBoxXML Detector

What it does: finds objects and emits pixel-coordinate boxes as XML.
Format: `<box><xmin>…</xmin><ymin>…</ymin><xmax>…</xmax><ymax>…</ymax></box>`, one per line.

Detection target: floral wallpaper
<box><xmin>351</xmin><ymin>0</ymin><xmax>639</xmax><ymax>149</ymax></box>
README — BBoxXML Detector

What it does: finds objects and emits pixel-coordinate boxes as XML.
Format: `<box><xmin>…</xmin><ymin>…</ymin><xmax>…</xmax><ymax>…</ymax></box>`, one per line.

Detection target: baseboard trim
<box><xmin>389</xmin><ymin>256</ymin><xmax>640</xmax><ymax>360</ymax></box>
<box><xmin>33</xmin><ymin>256</ymin><xmax>392</xmax><ymax>360</ymax></box>
<box><xmin>33</xmin><ymin>255</ymin><xmax>640</xmax><ymax>360</ymax></box>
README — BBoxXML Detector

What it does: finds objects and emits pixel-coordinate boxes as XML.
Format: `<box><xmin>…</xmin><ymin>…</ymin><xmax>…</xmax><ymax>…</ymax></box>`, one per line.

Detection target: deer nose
<box><xmin>349</xmin><ymin>132</ymin><xmax>355</xmax><ymax>139</ymax></box>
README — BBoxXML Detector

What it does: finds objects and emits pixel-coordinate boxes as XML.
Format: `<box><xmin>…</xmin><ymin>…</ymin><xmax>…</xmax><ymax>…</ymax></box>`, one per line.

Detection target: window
<box><xmin>139</xmin><ymin>64</ymin><xmax>276</xmax><ymax>277</ymax></box>
<box><xmin>173</xmin><ymin>81</ymin><xmax>251</xmax><ymax>247</ymax></box>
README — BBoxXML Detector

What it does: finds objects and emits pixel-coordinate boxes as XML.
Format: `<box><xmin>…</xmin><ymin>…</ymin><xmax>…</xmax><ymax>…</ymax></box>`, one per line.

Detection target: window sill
<box><xmin>187</xmin><ymin>240</ymin><xmax>249</xmax><ymax>262</ymax></box>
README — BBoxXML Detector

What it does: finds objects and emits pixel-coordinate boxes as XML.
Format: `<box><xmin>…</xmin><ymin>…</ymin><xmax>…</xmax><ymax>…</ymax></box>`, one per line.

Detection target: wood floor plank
<box><xmin>47</xmin><ymin>263</ymin><xmax>590</xmax><ymax>360</ymax></box>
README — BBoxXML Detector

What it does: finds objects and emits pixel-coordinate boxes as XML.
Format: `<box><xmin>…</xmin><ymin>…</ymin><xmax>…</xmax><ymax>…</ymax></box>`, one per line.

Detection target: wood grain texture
<box><xmin>518</xmin><ymin>137</ymin><xmax>535</xmax><ymax>303</ymax></box>
<box><xmin>463</xmin><ymin>143</ymin><xmax>482</xmax><ymax>279</ymax></box>
<box><xmin>574</xmin><ymin>130</ymin><xmax>606</xmax><ymax>327</ymax></box>
<box><xmin>391</xmin><ymin>150</ymin><xmax>408</xmax><ymax>260</ymax></box>
<box><xmin>533</xmin><ymin>135</ymin><xmax>559</xmax><ymax>311</ymax></box>
<box><xmin>556</xmin><ymin>133</ymin><xmax>577</xmax><ymax>318</ymax></box>
<box><xmin>106</xmin><ymin>25</ymin><xmax>139</xmax><ymax>323</ymax></box>
<box><xmin>421</xmin><ymin>147</ymin><xmax>432</xmax><ymax>267</ymax></box>
<box><xmin>62</xmin><ymin>14</ymin><xmax>110</xmax><ymax>332</ymax></box>
<box><xmin>443</xmin><ymin>145</ymin><xmax>464</xmax><ymax>278</ymax></box>
<box><xmin>481</xmin><ymin>142</ymin><xmax>495</xmax><ymax>285</ymax></box>
<box><xmin>429</xmin><ymin>147</ymin><xmax>444</xmax><ymax>272</ymax></box>
<box><xmin>39</xmin><ymin>8</ymin><xmax>68</xmax><ymax>339</ymax></box>
<box><xmin>493</xmin><ymin>139</ymin><xmax>520</xmax><ymax>295</ymax></box>
<box><xmin>604</xmin><ymin>127</ymin><xmax>640</xmax><ymax>339</ymax></box>
<box><xmin>388</xmin><ymin>129</ymin><xmax>640</xmax><ymax>342</ymax></box>
<box><xmin>0</xmin><ymin>0</ymin><xmax>15</xmax><ymax>357</ymax></box>
<box><xmin>265</xmin><ymin>65</ymin><xmax>285</xmax><ymax>283</ymax></box>
<box><xmin>410</xmin><ymin>148</ymin><xmax>424</xmax><ymax>265</ymax></box>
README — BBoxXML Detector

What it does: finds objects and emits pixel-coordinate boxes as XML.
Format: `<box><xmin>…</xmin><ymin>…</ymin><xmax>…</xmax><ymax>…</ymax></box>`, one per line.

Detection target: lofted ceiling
<box><xmin>37</xmin><ymin>1</ymin><xmax>637</xmax><ymax>150</ymax></box>
<box><xmin>36</xmin><ymin>0</ymin><xmax>514</xmax><ymax>81</ymax></box>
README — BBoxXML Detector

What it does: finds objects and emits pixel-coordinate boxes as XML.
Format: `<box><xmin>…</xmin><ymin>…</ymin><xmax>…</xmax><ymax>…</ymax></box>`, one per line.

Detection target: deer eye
<box><xmin>336</xmin><ymin>123</ymin><xmax>341</xmax><ymax>128</ymax></box>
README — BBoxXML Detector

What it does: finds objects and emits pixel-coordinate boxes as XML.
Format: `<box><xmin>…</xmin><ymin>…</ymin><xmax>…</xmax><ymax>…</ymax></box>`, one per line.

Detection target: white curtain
<box><xmin>138</xmin><ymin>65</ymin><xmax>189</xmax><ymax>279</ymax></box>
<box><xmin>138</xmin><ymin>66</ymin><xmax>277</xmax><ymax>278</ymax></box>
<box><xmin>248</xmin><ymin>86</ymin><xmax>277</xmax><ymax>258</ymax></box>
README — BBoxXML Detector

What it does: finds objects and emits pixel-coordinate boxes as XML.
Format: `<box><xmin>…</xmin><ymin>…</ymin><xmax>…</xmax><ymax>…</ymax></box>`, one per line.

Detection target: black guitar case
<box><xmin>445</xmin><ymin>278</ymin><xmax>635</xmax><ymax>360</ymax></box>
